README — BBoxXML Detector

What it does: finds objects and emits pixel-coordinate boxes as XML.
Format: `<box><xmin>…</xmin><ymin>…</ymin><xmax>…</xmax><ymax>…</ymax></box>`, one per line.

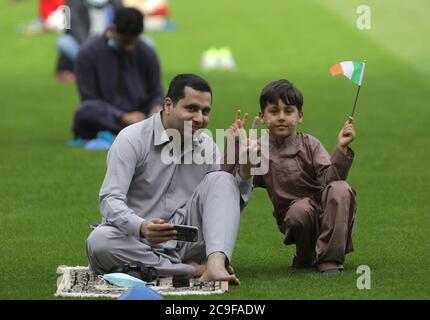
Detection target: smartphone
<box><xmin>172</xmin><ymin>224</ymin><xmax>198</xmax><ymax>242</ymax></box>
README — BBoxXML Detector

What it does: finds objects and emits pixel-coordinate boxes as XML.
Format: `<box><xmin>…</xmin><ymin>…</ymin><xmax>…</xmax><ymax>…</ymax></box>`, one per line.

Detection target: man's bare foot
<box><xmin>185</xmin><ymin>260</ymin><xmax>206</xmax><ymax>277</ymax></box>
<box><xmin>226</xmin><ymin>264</ymin><xmax>235</xmax><ymax>275</ymax></box>
<box><xmin>198</xmin><ymin>252</ymin><xmax>240</xmax><ymax>285</ymax></box>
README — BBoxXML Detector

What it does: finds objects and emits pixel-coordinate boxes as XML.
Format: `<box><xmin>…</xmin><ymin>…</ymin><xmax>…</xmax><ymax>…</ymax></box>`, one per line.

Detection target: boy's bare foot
<box><xmin>198</xmin><ymin>252</ymin><xmax>240</xmax><ymax>285</ymax></box>
<box><xmin>185</xmin><ymin>260</ymin><xmax>206</xmax><ymax>277</ymax></box>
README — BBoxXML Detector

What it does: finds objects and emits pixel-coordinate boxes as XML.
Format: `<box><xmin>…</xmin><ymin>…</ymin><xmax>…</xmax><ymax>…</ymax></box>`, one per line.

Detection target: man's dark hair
<box><xmin>114</xmin><ymin>8</ymin><xmax>144</xmax><ymax>35</ymax></box>
<box><xmin>259</xmin><ymin>79</ymin><xmax>303</xmax><ymax>113</ymax></box>
<box><xmin>166</xmin><ymin>74</ymin><xmax>212</xmax><ymax>104</ymax></box>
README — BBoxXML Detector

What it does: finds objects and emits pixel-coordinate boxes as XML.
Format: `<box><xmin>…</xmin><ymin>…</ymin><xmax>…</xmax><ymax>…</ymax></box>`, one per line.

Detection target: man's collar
<box><xmin>153</xmin><ymin>112</ymin><xmax>170</xmax><ymax>146</ymax></box>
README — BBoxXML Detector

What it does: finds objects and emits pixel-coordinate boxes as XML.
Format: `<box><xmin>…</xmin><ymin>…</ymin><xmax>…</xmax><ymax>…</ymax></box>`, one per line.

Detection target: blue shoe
<box><xmin>67</xmin><ymin>138</ymin><xmax>87</xmax><ymax>147</ymax></box>
<box><xmin>96</xmin><ymin>131</ymin><xmax>115</xmax><ymax>145</ymax></box>
<box><xmin>84</xmin><ymin>138</ymin><xmax>112</xmax><ymax>150</ymax></box>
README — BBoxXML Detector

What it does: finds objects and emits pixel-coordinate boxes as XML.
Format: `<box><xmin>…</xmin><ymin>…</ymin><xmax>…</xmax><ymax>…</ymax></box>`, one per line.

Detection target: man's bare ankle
<box><xmin>207</xmin><ymin>252</ymin><xmax>226</xmax><ymax>266</ymax></box>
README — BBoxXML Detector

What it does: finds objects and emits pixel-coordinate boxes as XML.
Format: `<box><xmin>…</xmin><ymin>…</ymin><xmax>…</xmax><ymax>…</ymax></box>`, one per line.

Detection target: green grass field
<box><xmin>0</xmin><ymin>0</ymin><xmax>429</xmax><ymax>299</ymax></box>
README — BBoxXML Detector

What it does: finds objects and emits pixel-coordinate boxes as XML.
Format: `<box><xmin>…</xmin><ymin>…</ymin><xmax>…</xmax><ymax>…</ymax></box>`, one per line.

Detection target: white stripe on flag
<box><xmin>340</xmin><ymin>61</ymin><xmax>354</xmax><ymax>80</ymax></box>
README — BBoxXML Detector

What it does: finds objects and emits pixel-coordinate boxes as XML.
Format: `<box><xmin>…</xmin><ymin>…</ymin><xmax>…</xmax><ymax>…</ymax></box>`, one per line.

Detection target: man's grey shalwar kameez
<box><xmin>86</xmin><ymin>112</ymin><xmax>252</xmax><ymax>277</ymax></box>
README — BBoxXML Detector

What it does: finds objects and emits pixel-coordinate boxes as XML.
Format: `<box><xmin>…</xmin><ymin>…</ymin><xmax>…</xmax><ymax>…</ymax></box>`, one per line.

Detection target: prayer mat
<box><xmin>55</xmin><ymin>265</ymin><xmax>228</xmax><ymax>298</ymax></box>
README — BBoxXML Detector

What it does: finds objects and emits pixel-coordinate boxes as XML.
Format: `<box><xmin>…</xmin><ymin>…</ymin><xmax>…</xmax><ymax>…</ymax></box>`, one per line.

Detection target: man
<box><xmin>86</xmin><ymin>74</ymin><xmax>253</xmax><ymax>283</ymax></box>
<box><xmin>56</xmin><ymin>0</ymin><xmax>123</xmax><ymax>79</ymax></box>
<box><xmin>72</xmin><ymin>7</ymin><xmax>164</xmax><ymax>140</ymax></box>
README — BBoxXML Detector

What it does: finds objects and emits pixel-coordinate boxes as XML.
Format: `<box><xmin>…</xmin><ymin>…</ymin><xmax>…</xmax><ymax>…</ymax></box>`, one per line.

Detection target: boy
<box><xmin>223</xmin><ymin>79</ymin><xmax>356</xmax><ymax>274</ymax></box>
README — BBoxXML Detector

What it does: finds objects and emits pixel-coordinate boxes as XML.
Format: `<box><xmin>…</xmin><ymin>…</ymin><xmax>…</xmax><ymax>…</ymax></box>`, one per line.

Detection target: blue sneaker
<box><xmin>97</xmin><ymin>131</ymin><xmax>115</xmax><ymax>144</ymax></box>
<box><xmin>84</xmin><ymin>138</ymin><xmax>112</xmax><ymax>150</ymax></box>
<box><xmin>67</xmin><ymin>138</ymin><xmax>87</xmax><ymax>147</ymax></box>
<box><xmin>84</xmin><ymin>131</ymin><xmax>115</xmax><ymax>150</ymax></box>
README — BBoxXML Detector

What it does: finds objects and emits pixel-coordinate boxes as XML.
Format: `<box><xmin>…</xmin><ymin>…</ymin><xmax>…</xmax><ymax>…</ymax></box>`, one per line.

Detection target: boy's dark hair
<box><xmin>114</xmin><ymin>8</ymin><xmax>144</xmax><ymax>35</ymax></box>
<box><xmin>259</xmin><ymin>80</ymin><xmax>303</xmax><ymax>113</ymax></box>
<box><xmin>166</xmin><ymin>74</ymin><xmax>213</xmax><ymax>104</ymax></box>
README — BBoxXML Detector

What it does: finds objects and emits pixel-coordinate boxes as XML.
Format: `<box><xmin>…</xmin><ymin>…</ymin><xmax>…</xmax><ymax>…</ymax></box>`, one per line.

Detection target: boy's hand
<box><xmin>227</xmin><ymin>110</ymin><xmax>248</xmax><ymax>141</ymax></box>
<box><xmin>337</xmin><ymin>116</ymin><xmax>356</xmax><ymax>154</ymax></box>
<box><xmin>228</xmin><ymin>110</ymin><xmax>261</xmax><ymax>180</ymax></box>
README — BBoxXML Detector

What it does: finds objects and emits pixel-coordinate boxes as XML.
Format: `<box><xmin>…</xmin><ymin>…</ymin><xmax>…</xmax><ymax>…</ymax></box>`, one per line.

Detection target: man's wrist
<box><xmin>139</xmin><ymin>221</ymin><xmax>146</xmax><ymax>238</ymax></box>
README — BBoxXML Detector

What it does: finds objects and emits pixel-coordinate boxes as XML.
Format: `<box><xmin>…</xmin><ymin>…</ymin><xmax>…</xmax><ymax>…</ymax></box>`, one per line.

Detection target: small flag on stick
<box><xmin>330</xmin><ymin>60</ymin><xmax>367</xmax><ymax>116</ymax></box>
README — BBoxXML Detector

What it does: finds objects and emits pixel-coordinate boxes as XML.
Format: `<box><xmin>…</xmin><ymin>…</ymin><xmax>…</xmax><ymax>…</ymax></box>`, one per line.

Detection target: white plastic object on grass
<box><xmin>103</xmin><ymin>273</ymin><xmax>147</xmax><ymax>288</ymax></box>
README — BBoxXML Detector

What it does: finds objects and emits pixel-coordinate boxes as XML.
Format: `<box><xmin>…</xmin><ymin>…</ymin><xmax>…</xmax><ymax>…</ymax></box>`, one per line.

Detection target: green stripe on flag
<box><xmin>351</xmin><ymin>61</ymin><xmax>364</xmax><ymax>85</ymax></box>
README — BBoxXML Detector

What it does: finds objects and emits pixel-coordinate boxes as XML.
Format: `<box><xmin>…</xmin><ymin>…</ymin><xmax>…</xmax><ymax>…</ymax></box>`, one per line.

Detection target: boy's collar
<box><xmin>269</xmin><ymin>131</ymin><xmax>298</xmax><ymax>145</ymax></box>
<box><xmin>269</xmin><ymin>131</ymin><xmax>300</xmax><ymax>156</ymax></box>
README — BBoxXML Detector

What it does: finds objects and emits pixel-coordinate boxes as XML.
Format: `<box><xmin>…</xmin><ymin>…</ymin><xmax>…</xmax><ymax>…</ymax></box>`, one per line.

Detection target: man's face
<box><xmin>164</xmin><ymin>86</ymin><xmax>212</xmax><ymax>137</ymax></box>
<box><xmin>262</xmin><ymin>99</ymin><xmax>303</xmax><ymax>139</ymax></box>
<box><xmin>112</xmin><ymin>31</ymin><xmax>140</xmax><ymax>52</ymax></box>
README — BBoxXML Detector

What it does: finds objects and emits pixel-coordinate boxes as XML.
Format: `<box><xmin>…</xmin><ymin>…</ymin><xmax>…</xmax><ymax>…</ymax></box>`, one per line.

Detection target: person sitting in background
<box><xmin>123</xmin><ymin>0</ymin><xmax>174</xmax><ymax>32</ymax></box>
<box><xmin>72</xmin><ymin>7</ymin><xmax>164</xmax><ymax>140</ymax></box>
<box><xmin>16</xmin><ymin>0</ymin><xmax>65</xmax><ymax>35</ymax></box>
<box><xmin>56</xmin><ymin>0</ymin><xmax>123</xmax><ymax>82</ymax></box>
<box><xmin>40</xmin><ymin>0</ymin><xmax>65</xmax><ymax>31</ymax></box>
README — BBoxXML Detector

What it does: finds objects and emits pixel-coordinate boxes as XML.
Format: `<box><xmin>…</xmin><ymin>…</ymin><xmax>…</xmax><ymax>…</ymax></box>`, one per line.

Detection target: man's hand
<box><xmin>121</xmin><ymin>111</ymin><xmax>146</xmax><ymax>125</ymax></box>
<box><xmin>140</xmin><ymin>218</ymin><xmax>177</xmax><ymax>245</ymax></box>
<box><xmin>337</xmin><ymin>116</ymin><xmax>356</xmax><ymax>155</ymax></box>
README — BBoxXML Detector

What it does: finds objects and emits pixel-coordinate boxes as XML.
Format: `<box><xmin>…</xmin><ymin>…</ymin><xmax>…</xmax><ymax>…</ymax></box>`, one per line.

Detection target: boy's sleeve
<box><xmin>312</xmin><ymin>138</ymin><xmax>354</xmax><ymax>186</ymax></box>
<box><xmin>221</xmin><ymin>139</ymin><xmax>266</xmax><ymax>188</ymax></box>
<box><xmin>220</xmin><ymin>140</ymin><xmax>268</xmax><ymax>211</ymax></box>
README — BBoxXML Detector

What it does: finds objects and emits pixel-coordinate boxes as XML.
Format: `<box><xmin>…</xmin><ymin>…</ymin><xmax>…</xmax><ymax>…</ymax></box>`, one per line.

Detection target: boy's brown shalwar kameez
<box><xmin>223</xmin><ymin>132</ymin><xmax>357</xmax><ymax>269</ymax></box>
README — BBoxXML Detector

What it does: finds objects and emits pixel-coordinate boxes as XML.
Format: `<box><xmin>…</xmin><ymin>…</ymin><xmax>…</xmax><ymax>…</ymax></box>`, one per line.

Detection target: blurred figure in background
<box><xmin>16</xmin><ymin>0</ymin><xmax>65</xmax><ymax>34</ymax></box>
<box><xmin>40</xmin><ymin>0</ymin><xmax>65</xmax><ymax>31</ymax></box>
<box><xmin>56</xmin><ymin>0</ymin><xmax>123</xmax><ymax>82</ymax></box>
<box><xmin>123</xmin><ymin>0</ymin><xmax>175</xmax><ymax>32</ymax></box>
<box><xmin>72</xmin><ymin>8</ymin><xmax>163</xmax><ymax>141</ymax></box>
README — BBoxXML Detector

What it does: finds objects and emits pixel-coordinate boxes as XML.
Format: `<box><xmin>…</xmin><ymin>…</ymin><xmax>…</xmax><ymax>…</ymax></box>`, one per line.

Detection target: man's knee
<box><xmin>204</xmin><ymin>171</ymin><xmax>238</xmax><ymax>192</ymax></box>
<box><xmin>86</xmin><ymin>226</ymin><xmax>117</xmax><ymax>262</ymax></box>
<box><xmin>74</xmin><ymin>101</ymin><xmax>99</xmax><ymax>122</ymax></box>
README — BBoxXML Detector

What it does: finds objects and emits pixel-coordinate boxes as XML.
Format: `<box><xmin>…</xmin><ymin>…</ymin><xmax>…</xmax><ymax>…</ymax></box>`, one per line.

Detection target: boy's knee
<box><xmin>285</xmin><ymin>200</ymin><xmax>311</xmax><ymax>228</ymax></box>
<box><xmin>326</xmin><ymin>181</ymin><xmax>353</xmax><ymax>201</ymax></box>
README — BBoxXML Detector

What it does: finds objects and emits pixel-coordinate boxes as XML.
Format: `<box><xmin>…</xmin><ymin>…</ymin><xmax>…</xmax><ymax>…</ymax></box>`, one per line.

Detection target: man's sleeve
<box><xmin>140</xmin><ymin>46</ymin><xmax>164</xmax><ymax>112</ymax></box>
<box><xmin>312</xmin><ymin>138</ymin><xmax>355</xmax><ymax>186</ymax></box>
<box><xmin>99</xmin><ymin>133</ymin><xmax>144</xmax><ymax>238</ymax></box>
<box><xmin>75</xmin><ymin>47</ymin><xmax>99</xmax><ymax>101</ymax></box>
<box><xmin>75</xmin><ymin>47</ymin><xmax>124</xmax><ymax>120</ymax></box>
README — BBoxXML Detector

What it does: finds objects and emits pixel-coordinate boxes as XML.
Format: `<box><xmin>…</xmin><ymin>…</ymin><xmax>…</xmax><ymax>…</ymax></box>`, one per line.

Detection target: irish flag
<box><xmin>330</xmin><ymin>61</ymin><xmax>366</xmax><ymax>86</ymax></box>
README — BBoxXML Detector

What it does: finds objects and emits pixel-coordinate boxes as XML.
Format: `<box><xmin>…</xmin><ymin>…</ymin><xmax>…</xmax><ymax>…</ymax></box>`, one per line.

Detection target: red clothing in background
<box><xmin>39</xmin><ymin>0</ymin><xmax>65</xmax><ymax>21</ymax></box>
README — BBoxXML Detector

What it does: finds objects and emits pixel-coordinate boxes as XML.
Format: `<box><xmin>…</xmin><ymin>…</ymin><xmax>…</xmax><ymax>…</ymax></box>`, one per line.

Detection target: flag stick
<box><xmin>350</xmin><ymin>85</ymin><xmax>361</xmax><ymax>117</ymax></box>
<box><xmin>350</xmin><ymin>60</ymin><xmax>366</xmax><ymax>117</ymax></box>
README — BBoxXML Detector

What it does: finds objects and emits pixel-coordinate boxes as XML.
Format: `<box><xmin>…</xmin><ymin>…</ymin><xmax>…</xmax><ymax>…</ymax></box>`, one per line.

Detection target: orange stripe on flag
<box><xmin>330</xmin><ymin>63</ymin><xmax>343</xmax><ymax>76</ymax></box>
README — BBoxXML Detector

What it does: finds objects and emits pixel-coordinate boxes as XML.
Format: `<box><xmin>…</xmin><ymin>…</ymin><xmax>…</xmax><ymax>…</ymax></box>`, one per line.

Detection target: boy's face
<box><xmin>261</xmin><ymin>99</ymin><xmax>303</xmax><ymax>139</ymax></box>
